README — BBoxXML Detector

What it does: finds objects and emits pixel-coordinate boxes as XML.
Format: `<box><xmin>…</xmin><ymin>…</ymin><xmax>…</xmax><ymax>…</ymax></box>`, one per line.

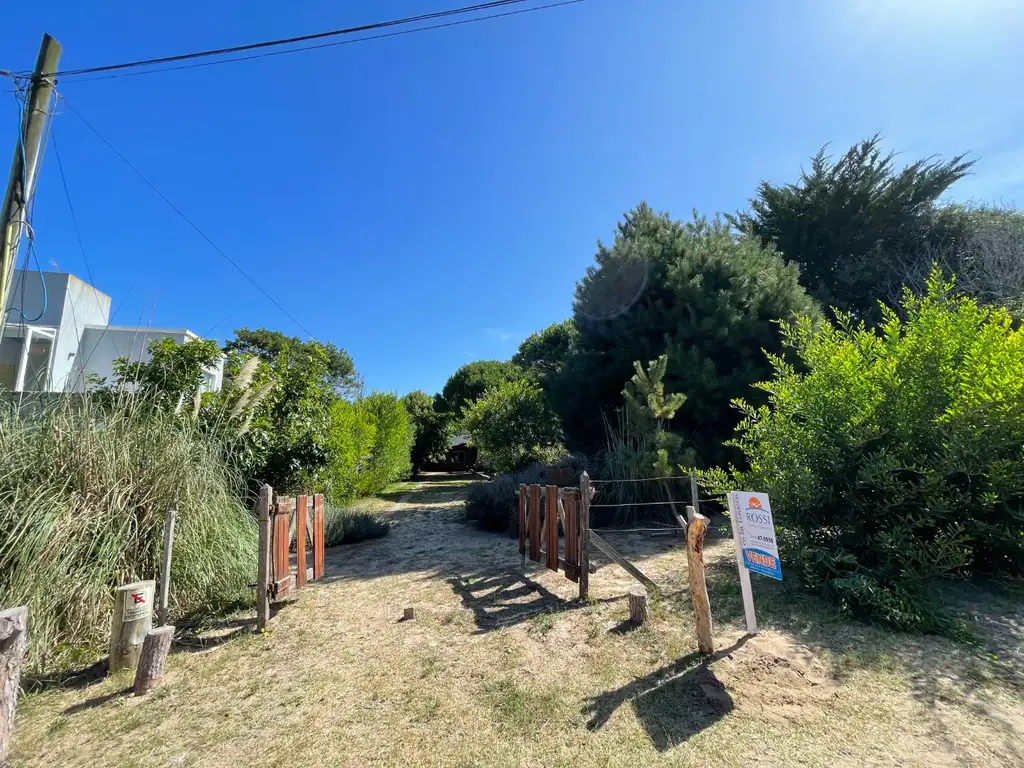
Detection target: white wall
<box><xmin>54</xmin><ymin>276</ymin><xmax>111</xmax><ymax>391</ymax></box>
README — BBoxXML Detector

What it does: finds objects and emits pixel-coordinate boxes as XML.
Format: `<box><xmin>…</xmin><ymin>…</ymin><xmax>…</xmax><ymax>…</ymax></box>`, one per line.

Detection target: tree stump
<box><xmin>133</xmin><ymin>626</ymin><xmax>175</xmax><ymax>695</ymax></box>
<box><xmin>109</xmin><ymin>581</ymin><xmax>155</xmax><ymax>674</ymax></box>
<box><xmin>628</xmin><ymin>586</ymin><xmax>648</xmax><ymax>625</ymax></box>
<box><xmin>1</xmin><ymin>606</ymin><xmax>28</xmax><ymax>763</ymax></box>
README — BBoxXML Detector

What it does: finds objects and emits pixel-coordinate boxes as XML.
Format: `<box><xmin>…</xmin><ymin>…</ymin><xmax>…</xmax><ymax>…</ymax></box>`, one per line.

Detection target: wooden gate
<box><xmin>519</xmin><ymin>479</ymin><xmax>591</xmax><ymax>600</ymax></box>
<box><xmin>270</xmin><ymin>492</ymin><xmax>325</xmax><ymax>599</ymax></box>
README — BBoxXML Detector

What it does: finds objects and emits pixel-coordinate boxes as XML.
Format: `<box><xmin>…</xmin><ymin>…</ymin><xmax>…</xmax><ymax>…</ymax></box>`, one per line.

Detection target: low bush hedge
<box><xmin>324</xmin><ymin>505</ymin><xmax>391</xmax><ymax>547</ymax></box>
<box><xmin>465</xmin><ymin>456</ymin><xmax>588</xmax><ymax>534</ymax></box>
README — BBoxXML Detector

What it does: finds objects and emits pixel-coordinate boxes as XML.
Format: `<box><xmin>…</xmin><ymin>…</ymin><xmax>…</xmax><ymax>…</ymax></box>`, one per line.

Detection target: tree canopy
<box><xmin>402</xmin><ymin>390</ymin><xmax>451</xmax><ymax>472</ymax></box>
<box><xmin>738</xmin><ymin>135</ymin><xmax>973</xmax><ymax>323</ymax></box>
<box><xmin>224</xmin><ymin>328</ymin><xmax>358</xmax><ymax>394</ymax></box>
<box><xmin>439</xmin><ymin>360</ymin><xmax>522</xmax><ymax>415</ymax></box>
<box><xmin>512</xmin><ymin>320</ymin><xmax>578</xmax><ymax>377</ymax></box>
<box><xmin>550</xmin><ymin>203</ymin><xmax>817</xmax><ymax>463</ymax></box>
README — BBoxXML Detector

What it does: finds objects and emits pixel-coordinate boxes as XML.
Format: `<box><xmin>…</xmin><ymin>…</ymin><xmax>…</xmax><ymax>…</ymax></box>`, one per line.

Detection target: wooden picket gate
<box><xmin>269</xmin><ymin>492</ymin><xmax>325</xmax><ymax>599</ymax></box>
<box><xmin>518</xmin><ymin>474</ymin><xmax>591</xmax><ymax>600</ymax></box>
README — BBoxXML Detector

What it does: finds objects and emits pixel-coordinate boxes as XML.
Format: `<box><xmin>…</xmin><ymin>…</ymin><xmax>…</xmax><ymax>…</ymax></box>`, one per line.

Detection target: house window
<box><xmin>0</xmin><ymin>327</ymin><xmax>56</xmax><ymax>392</ymax></box>
<box><xmin>452</xmin><ymin>451</ymin><xmax>465</xmax><ymax>464</ymax></box>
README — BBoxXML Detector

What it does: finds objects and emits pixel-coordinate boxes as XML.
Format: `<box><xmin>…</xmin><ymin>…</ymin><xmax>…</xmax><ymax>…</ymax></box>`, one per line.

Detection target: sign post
<box><xmin>727</xmin><ymin>491</ymin><xmax>783</xmax><ymax>635</ymax></box>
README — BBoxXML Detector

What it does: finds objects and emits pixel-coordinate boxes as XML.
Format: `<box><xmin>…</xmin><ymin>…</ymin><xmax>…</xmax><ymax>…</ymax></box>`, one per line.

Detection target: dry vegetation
<box><xmin>10</xmin><ymin>475</ymin><xmax>1023</xmax><ymax>767</ymax></box>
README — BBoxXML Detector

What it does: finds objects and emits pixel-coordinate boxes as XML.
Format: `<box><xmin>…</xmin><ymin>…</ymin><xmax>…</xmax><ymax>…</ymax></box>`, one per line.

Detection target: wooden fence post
<box><xmin>133</xmin><ymin>626</ymin><xmax>175</xmax><ymax>695</ymax></box>
<box><xmin>256</xmin><ymin>484</ymin><xmax>272</xmax><ymax>631</ymax></box>
<box><xmin>544</xmin><ymin>484</ymin><xmax>559</xmax><ymax>571</ymax></box>
<box><xmin>0</xmin><ymin>606</ymin><xmax>28</xmax><ymax>763</ymax></box>
<box><xmin>686</xmin><ymin>505</ymin><xmax>714</xmax><ymax>653</ymax></box>
<box><xmin>579</xmin><ymin>472</ymin><xmax>591</xmax><ymax>601</ymax></box>
<box><xmin>518</xmin><ymin>484</ymin><xmax>527</xmax><ymax>564</ymax></box>
<box><xmin>109</xmin><ymin>581</ymin><xmax>155</xmax><ymax>674</ymax></box>
<box><xmin>157</xmin><ymin>508</ymin><xmax>177</xmax><ymax>626</ymax></box>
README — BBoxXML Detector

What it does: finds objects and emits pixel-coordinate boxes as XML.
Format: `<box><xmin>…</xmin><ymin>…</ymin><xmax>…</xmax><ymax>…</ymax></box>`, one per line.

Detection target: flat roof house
<box><xmin>1</xmin><ymin>270</ymin><xmax>223</xmax><ymax>393</ymax></box>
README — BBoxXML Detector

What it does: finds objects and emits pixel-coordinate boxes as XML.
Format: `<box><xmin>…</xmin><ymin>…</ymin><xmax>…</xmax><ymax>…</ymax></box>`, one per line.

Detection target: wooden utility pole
<box><xmin>0</xmin><ymin>34</ymin><xmax>61</xmax><ymax>332</ymax></box>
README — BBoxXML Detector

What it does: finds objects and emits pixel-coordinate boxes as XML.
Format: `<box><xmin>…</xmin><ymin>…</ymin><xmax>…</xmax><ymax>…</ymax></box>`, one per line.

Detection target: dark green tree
<box><xmin>737</xmin><ymin>135</ymin><xmax>973</xmax><ymax>323</ymax></box>
<box><xmin>224</xmin><ymin>328</ymin><xmax>358</xmax><ymax>394</ymax></box>
<box><xmin>512</xmin><ymin>320</ymin><xmax>578</xmax><ymax>378</ymax></box>
<box><xmin>550</xmin><ymin>203</ymin><xmax>818</xmax><ymax>464</ymax></box>
<box><xmin>402</xmin><ymin>390</ymin><xmax>451</xmax><ymax>473</ymax></box>
<box><xmin>439</xmin><ymin>360</ymin><xmax>521</xmax><ymax>416</ymax></box>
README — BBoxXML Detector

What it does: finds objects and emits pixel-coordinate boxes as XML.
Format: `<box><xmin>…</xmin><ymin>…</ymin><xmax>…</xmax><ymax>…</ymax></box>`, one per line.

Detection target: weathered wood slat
<box><xmin>518</xmin><ymin>484</ymin><xmax>527</xmax><ymax>557</ymax></box>
<box><xmin>313</xmin><ymin>494</ymin><xmax>325</xmax><ymax>580</ymax></box>
<box><xmin>579</xmin><ymin>473</ymin><xmax>591</xmax><ymax>601</ymax></box>
<box><xmin>528</xmin><ymin>485</ymin><xmax>541</xmax><ymax>563</ymax></box>
<box><xmin>587</xmin><ymin>530</ymin><xmax>660</xmax><ymax>596</ymax></box>
<box><xmin>545</xmin><ymin>485</ymin><xmax>559</xmax><ymax>571</ymax></box>
<box><xmin>562</xmin><ymin>492</ymin><xmax>579</xmax><ymax>582</ymax></box>
<box><xmin>296</xmin><ymin>494</ymin><xmax>308</xmax><ymax>589</ymax></box>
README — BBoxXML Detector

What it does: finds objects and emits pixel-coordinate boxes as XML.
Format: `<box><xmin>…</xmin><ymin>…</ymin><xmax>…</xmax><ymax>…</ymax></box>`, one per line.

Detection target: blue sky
<box><xmin>3</xmin><ymin>0</ymin><xmax>1023</xmax><ymax>396</ymax></box>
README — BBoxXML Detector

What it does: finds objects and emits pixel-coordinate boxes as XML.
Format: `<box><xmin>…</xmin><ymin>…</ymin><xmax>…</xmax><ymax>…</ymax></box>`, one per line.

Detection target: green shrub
<box><xmin>465</xmin><ymin>455</ymin><xmax>588</xmax><ymax>534</ymax></box>
<box><xmin>0</xmin><ymin>396</ymin><xmax>256</xmax><ymax>674</ymax></box>
<box><xmin>704</xmin><ymin>272</ymin><xmax>1024</xmax><ymax>634</ymax></box>
<box><xmin>462</xmin><ymin>378</ymin><xmax>563</xmax><ymax>474</ymax></box>
<box><xmin>324</xmin><ymin>398</ymin><xmax>376</xmax><ymax>502</ymax></box>
<box><xmin>323</xmin><ymin>505</ymin><xmax>390</xmax><ymax>547</ymax></box>
<box><xmin>359</xmin><ymin>392</ymin><xmax>413</xmax><ymax>495</ymax></box>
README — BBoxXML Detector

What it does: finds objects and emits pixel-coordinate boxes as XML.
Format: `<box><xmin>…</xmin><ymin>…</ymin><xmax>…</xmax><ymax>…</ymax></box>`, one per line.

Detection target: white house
<box><xmin>1</xmin><ymin>269</ymin><xmax>223</xmax><ymax>393</ymax></box>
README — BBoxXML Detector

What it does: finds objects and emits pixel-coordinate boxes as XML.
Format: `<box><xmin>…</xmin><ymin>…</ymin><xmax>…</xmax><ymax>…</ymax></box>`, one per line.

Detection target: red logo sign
<box><xmin>131</xmin><ymin>592</ymin><xmax>146</xmax><ymax>604</ymax></box>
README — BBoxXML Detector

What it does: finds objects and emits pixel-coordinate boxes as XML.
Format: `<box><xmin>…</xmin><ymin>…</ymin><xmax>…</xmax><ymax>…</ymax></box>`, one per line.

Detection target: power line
<box><xmin>41</xmin><ymin>0</ymin><xmax>568</xmax><ymax>79</ymax></box>
<box><xmin>47</xmin><ymin>0</ymin><xmax>585</xmax><ymax>84</ymax></box>
<box><xmin>50</xmin><ymin>129</ymin><xmax>96</xmax><ymax>286</ymax></box>
<box><xmin>58</xmin><ymin>93</ymin><xmax>316</xmax><ymax>339</ymax></box>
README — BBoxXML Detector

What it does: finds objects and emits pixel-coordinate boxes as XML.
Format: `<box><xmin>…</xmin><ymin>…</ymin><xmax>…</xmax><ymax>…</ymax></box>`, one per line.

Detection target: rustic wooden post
<box><xmin>579</xmin><ymin>472</ymin><xmax>591</xmax><ymax>601</ymax></box>
<box><xmin>0</xmin><ymin>606</ymin><xmax>28</xmax><ymax>763</ymax></box>
<box><xmin>133</xmin><ymin>626</ymin><xmax>174</xmax><ymax>695</ymax></box>
<box><xmin>686</xmin><ymin>505</ymin><xmax>714</xmax><ymax>653</ymax></box>
<box><xmin>157</xmin><ymin>508</ymin><xmax>177</xmax><ymax>626</ymax></box>
<box><xmin>295</xmin><ymin>494</ymin><xmax>309</xmax><ymax>589</ymax></box>
<box><xmin>256</xmin><ymin>484</ymin><xmax>272</xmax><ymax>631</ymax></box>
<box><xmin>627</xmin><ymin>586</ymin><xmax>648</xmax><ymax>625</ymax></box>
<box><xmin>109</xmin><ymin>581</ymin><xmax>155</xmax><ymax>674</ymax></box>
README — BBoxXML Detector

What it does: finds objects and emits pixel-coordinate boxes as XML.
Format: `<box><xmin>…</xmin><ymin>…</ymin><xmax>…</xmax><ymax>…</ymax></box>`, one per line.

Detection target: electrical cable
<box><xmin>58</xmin><ymin>93</ymin><xmax>317</xmax><ymax>339</ymax></box>
<box><xmin>46</xmin><ymin>0</ymin><xmax>585</xmax><ymax>84</ymax></box>
<box><xmin>50</xmin><ymin>129</ymin><xmax>96</xmax><ymax>286</ymax></box>
<box><xmin>40</xmin><ymin>0</ymin><xmax>570</xmax><ymax>79</ymax></box>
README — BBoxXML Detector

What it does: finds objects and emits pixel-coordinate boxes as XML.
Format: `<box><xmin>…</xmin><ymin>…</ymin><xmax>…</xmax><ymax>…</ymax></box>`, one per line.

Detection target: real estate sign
<box><xmin>728</xmin><ymin>491</ymin><xmax>782</xmax><ymax>581</ymax></box>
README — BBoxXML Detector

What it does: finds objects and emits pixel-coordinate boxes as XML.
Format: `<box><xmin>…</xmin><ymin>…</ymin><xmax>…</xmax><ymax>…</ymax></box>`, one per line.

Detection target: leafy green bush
<box><xmin>462</xmin><ymin>378</ymin><xmax>563</xmax><ymax>474</ymax></box>
<box><xmin>550</xmin><ymin>204</ymin><xmax>818</xmax><ymax>464</ymax></box>
<box><xmin>465</xmin><ymin>456</ymin><xmax>588</xmax><ymax>534</ymax></box>
<box><xmin>358</xmin><ymin>392</ymin><xmax>413</xmax><ymax>495</ymax></box>
<box><xmin>323</xmin><ymin>398</ymin><xmax>377</xmax><ymax>502</ymax></box>
<box><xmin>323</xmin><ymin>504</ymin><xmax>391</xmax><ymax>547</ymax></box>
<box><xmin>0</xmin><ymin>395</ymin><xmax>256</xmax><ymax>674</ymax></box>
<box><xmin>704</xmin><ymin>272</ymin><xmax>1024</xmax><ymax>634</ymax></box>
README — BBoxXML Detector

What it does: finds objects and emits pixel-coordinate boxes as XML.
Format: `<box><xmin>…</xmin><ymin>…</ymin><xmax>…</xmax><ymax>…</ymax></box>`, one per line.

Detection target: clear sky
<box><xmin>3</xmin><ymin>0</ymin><xmax>1023</xmax><ymax>396</ymax></box>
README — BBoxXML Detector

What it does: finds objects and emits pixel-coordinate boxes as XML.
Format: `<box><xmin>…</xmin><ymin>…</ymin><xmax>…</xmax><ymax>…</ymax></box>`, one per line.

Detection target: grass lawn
<box><xmin>10</xmin><ymin>473</ymin><xmax>1023</xmax><ymax>767</ymax></box>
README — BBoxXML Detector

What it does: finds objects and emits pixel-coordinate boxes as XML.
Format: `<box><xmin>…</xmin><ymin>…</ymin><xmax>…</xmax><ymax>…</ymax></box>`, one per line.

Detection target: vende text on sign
<box><xmin>123</xmin><ymin>583</ymin><xmax>154</xmax><ymax>622</ymax></box>
<box><xmin>729</xmin><ymin>491</ymin><xmax>783</xmax><ymax>581</ymax></box>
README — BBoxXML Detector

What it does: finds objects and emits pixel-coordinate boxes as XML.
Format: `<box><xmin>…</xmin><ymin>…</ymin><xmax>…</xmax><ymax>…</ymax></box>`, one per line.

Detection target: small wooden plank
<box><xmin>528</xmin><ymin>485</ymin><xmax>541</xmax><ymax>563</ymax></box>
<box><xmin>518</xmin><ymin>484</ymin><xmax>527</xmax><ymax>556</ymax></box>
<box><xmin>545</xmin><ymin>485</ymin><xmax>559</xmax><ymax>571</ymax></box>
<box><xmin>273</xmin><ymin>575</ymin><xmax>293</xmax><ymax>599</ymax></box>
<box><xmin>273</xmin><ymin>507</ymin><xmax>291</xmax><ymax>598</ymax></box>
<box><xmin>313</xmin><ymin>494</ymin><xmax>325</xmax><ymax>579</ymax></box>
<box><xmin>588</xmin><ymin>530</ymin><xmax>661</xmax><ymax>596</ymax></box>
<box><xmin>296</xmin><ymin>494</ymin><xmax>308</xmax><ymax>589</ymax></box>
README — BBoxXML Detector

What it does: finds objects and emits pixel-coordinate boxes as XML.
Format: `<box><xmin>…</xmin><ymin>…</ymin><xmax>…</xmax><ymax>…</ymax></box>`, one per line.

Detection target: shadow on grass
<box><xmin>583</xmin><ymin>636</ymin><xmax>748</xmax><ymax>751</ymax></box>
<box><xmin>447</xmin><ymin>570</ymin><xmax>623</xmax><ymax>633</ymax></box>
